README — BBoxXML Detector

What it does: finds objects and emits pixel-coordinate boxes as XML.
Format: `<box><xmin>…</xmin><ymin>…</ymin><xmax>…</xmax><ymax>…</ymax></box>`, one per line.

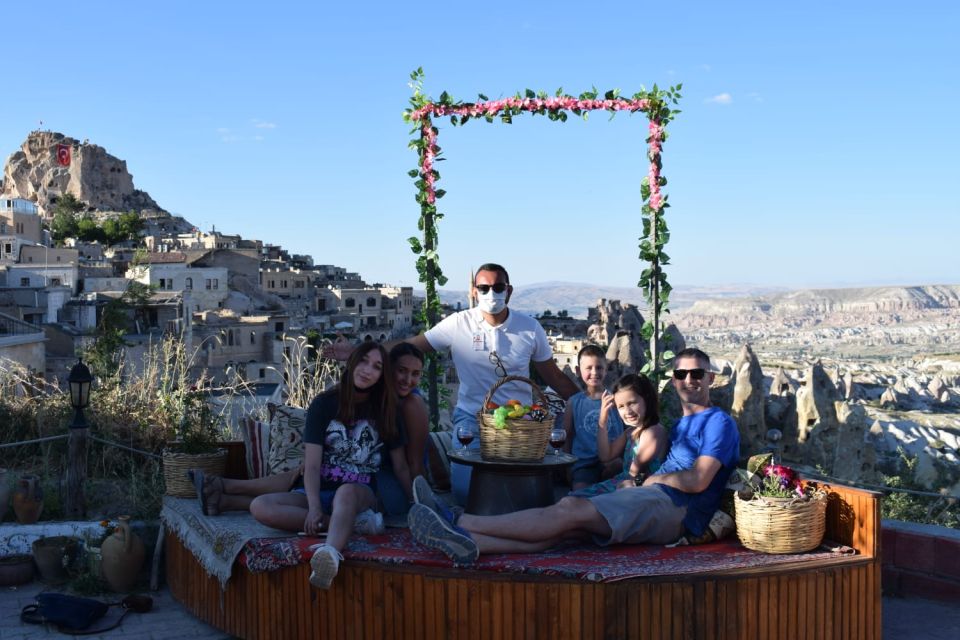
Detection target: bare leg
<box><xmin>221</xmin><ymin>468</ymin><xmax>301</xmax><ymax>495</ymax></box>
<box><xmin>249</xmin><ymin>492</ymin><xmax>310</xmax><ymax>532</ymax></box>
<box><xmin>471</xmin><ymin>529</ymin><xmax>592</xmax><ymax>554</ymax></box>
<box><xmin>325</xmin><ymin>484</ymin><xmax>377</xmax><ymax>552</ymax></box>
<box><xmin>459</xmin><ymin>496</ymin><xmax>611</xmax><ymax>544</ymax></box>
<box><xmin>208</xmin><ymin>468</ymin><xmax>301</xmax><ymax>513</ymax></box>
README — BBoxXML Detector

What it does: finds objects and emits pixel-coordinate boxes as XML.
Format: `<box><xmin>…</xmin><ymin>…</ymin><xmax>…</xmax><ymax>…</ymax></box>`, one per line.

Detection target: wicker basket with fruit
<box><xmin>477</xmin><ymin>375</ymin><xmax>554</xmax><ymax>462</ymax></box>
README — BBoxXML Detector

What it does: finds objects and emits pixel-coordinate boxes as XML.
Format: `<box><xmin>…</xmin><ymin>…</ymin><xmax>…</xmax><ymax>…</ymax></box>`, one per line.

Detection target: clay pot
<box><xmin>32</xmin><ymin>536</ymin><xmax>80</xmax><ymax>583</ymax></box>
<box><xmin>12</xmin><ymin>474</ymin><xmax>43</xmax><ymax>525</ymax></box>
<box><xmin>0</xmin><ymin>554</ymin><xmax>34</xmax><ymax>586</ymax></box>
<box><xmin>100</xmin><ymin>515</ymin><xmax>145</xmax><ymax>592</ymax></box>
<box><xmin>0</xmin><ymin>468</ymin><xmax>11</xmax><ymax>522</ymax></box>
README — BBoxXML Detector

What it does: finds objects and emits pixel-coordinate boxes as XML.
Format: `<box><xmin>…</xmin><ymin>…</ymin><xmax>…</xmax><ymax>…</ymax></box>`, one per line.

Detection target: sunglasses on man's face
<box><xmin>673</xmin><ymin>368</ymin><xmax>707</xmax><ymax>381</ymax></box>
<box><xmin>475</xmin><ymin>283</ymin><xmax>508</xmax><ymax>294</ymax></box>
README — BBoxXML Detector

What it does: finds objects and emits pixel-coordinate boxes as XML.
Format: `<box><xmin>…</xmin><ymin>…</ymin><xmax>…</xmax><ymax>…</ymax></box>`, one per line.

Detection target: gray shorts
<box><xmin>588</xmin><ymin>486</ymin><xmax>686</xmax><ymax>546</ymax></box>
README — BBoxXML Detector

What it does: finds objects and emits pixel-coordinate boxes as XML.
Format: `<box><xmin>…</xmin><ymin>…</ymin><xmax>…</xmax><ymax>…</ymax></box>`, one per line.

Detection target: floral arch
<box><xmin>402</xmin><ymin>69</ymin><xmax>681</xmax><ymax>423</ymax></box>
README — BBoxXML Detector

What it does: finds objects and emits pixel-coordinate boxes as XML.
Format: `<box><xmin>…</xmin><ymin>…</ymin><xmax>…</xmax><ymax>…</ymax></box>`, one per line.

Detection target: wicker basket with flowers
<box><xmin>734</xmin><ymin>458</ymin><xmax>827</xmax><ymax>554</ymax></box>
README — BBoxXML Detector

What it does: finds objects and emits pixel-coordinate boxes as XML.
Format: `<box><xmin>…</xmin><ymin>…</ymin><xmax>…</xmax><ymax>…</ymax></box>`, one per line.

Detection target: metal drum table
<box><xmin>447</xmin><ymin>449</ymin><xmax>576</xmax><ymax>515</ymax></box>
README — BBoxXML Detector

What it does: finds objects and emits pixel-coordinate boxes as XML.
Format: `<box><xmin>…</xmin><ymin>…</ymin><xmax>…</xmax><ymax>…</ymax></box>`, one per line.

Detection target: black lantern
<box><xmin>68</xmin><ymin>358</ymin><xmax>92</xmax><ymax>429</ymax></box>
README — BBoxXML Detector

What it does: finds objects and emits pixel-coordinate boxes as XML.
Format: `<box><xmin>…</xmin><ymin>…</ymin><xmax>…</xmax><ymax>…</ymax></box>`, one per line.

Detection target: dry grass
<box><xmin>272</xmin><ymin>334</ymin><xmax>340</xmax><ymax>409</ymax></box>
<box><xmin>0</xmin><ymin>336</ymin><xmax>257</xmax><ymax>519</ymax></box>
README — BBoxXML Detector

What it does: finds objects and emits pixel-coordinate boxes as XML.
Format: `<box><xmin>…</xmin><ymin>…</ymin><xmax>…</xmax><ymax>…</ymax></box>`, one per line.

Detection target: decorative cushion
<box><xmin>425</xmin><ymin>430</ymin><xmax>454</xmax><ymax>492</ymax></box>
<box><xmin>267</xmin><ymin>405</ymin><xmax>308</xmax><ymax>475</ymax></box>
<box><xmin>240</xmin><ymin>417</ymin><xmax>271</xmax><ymax>479</ymax></box>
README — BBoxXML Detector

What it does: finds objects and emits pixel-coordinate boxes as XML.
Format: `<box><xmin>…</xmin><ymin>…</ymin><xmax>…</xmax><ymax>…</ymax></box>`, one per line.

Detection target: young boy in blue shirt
<box><xmin>563</xmin><ymin>344</ymin><xmax>625</xmax><ymax>490</ymax></box>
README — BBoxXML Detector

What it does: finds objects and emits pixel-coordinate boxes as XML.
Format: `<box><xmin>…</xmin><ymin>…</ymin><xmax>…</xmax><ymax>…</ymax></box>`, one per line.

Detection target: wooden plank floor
<box><xmin>167</xmin><ymin>483</ymin><xmax>881</xmax><ymax>640</ymax></box>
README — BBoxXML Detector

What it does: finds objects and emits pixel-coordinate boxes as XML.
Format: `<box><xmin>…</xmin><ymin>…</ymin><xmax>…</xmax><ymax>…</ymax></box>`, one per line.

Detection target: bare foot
<box><xmin>203</xmin><ymin>475</ymin><xmax>224</xmax><ymax>516</ymax></box>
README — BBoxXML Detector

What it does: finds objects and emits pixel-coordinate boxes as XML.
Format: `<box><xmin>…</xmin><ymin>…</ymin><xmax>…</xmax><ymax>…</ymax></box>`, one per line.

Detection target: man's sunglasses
<box><xmin>673</xmin><ymin>368</ymin><xmax>707</xmax><ymax>381</ymax></box>
<box><xmin>475</xmin><ymin>283</ymin><xmax>508</xmax><ymax>294</ymax></box>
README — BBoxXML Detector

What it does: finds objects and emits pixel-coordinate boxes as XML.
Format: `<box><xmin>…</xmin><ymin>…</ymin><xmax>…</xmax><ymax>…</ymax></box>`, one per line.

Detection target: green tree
<box><xmin>85</xmin><ymin>280</ymin><xmax>156</xmax><ymax>380</ymax></box>
<box><xmin>118</xmin><ymin>211</ymin><xmax>144</xmax><ymax>241</ymax></box>
<box><xmin>76</xmin><ymin>216</ymin><xmax>107</xmax><ymax>243</ymax></box>
<box><xmin>49</xmin><ymin>193</ymin><xmax>86</xmax><ymax>246</ymax></box>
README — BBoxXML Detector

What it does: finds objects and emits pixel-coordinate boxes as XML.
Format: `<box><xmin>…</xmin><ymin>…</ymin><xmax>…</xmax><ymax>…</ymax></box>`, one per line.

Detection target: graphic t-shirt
<box><xmin>303</xmin><ymin>391</ymin><xmax>403</xmax><ymax>491</ymax></box>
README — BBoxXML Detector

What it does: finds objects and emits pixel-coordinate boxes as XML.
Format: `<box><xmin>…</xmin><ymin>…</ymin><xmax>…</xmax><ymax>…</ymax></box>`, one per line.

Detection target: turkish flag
<box><xmin>56</xmin><ymin>144</ymin><xmax>71</xmax><ymax>166</ymax></box>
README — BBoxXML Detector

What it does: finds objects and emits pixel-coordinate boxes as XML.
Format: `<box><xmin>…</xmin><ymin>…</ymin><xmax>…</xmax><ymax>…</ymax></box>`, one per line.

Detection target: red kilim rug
<box><xmin>239</xmin><ymin>528</ymin><xmax>853</xmax><ymax>583</ymax></box>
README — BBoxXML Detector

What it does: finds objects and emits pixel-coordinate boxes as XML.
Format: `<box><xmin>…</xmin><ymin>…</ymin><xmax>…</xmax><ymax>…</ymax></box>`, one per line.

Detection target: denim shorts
<box><xmin>290</xmin><ymin>486</ymin><xmax>337</xmax><ymax>514</ymax></box>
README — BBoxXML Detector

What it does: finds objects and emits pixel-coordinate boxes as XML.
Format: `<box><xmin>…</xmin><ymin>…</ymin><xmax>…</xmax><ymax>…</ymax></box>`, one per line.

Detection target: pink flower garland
<box><xmin>409</xmin><ymin>96</ymin><xmax>652</xmax><ymax>122</ymax></box>
<box><xmin>420</xmin><ymin>120</ymin><xmax>438</xmax><ymax>205</ymax></box>
<box><xmin>647</xmin><ymin>120</ymin><xmax>664</xmax><ymax>212</ymax></box>
<box><xmin>411</xmin><ymin>95</ymin><xmax>664</xmax><ymax>213</ymax></box>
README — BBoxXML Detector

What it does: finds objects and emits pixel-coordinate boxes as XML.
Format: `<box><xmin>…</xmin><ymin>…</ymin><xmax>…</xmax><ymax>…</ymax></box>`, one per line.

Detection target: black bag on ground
<box><xmin>21</xmin><ymin>592</ymin><xmax>153</xmax><ymax>634</ymax></box>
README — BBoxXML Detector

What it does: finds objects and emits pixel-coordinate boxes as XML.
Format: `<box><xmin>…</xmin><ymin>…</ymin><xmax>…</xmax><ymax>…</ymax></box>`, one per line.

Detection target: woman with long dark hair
<box><xmin>247</xmin><ymin>341</ymin><xmax>412</xmax><ymax>589</ymax></box>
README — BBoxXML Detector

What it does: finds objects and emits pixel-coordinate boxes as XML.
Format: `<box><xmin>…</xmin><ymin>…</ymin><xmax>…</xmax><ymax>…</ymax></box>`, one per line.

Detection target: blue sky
<box><xmin>2</xmin><ymin>1</ymin><xmax>958</xmax><ymax>290</ymax></box>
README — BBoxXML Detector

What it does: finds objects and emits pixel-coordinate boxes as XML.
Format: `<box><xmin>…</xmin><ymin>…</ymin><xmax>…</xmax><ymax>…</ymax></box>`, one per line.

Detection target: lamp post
<box><xmin>68</xmin><ymin>358</ymin><xmax>92</xmax><ymax>428</ymax></box>
<box><xmin>66</xmin><ymin>358</ymin><xmax>92</xmax><ymax>518</ymax></box>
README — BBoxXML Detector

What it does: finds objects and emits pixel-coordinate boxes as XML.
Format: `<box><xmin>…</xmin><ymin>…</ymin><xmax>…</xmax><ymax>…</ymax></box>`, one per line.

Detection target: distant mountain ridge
<box><xmin>423</xmin><ymin>281</ymin><xmax>789</xmax><ymax>318</ymax></box>
<box><xmin>677</xmin><ymin>284</ymin><xmax>960</xmax><ymax>322</ymax></box>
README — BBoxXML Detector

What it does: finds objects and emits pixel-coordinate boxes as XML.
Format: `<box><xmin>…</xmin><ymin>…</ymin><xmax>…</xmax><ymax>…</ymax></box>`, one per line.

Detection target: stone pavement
<box><xmin>0</xmin><ymin>582</ymin><xmax>232</xmax><ymax>640</ymax></box>
<box><xmin>0</xmin><ymin>579</ymin><xmax>957</xmax><ymax>639</ymax></box>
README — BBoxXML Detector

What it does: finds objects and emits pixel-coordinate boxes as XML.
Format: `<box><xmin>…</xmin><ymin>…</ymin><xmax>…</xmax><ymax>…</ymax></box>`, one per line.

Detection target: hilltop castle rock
<box><xmin>2</xmin><ymin>131</ymin><xmax>164</xmax><ymax>216</ymax></box>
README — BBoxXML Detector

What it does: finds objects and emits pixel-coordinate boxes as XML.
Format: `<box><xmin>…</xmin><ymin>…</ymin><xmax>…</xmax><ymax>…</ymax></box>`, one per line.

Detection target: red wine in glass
<box><xmin>549</xmin><ymin>431</ymin><xmax>566</xmax><ymax>454</ymax></box>
<box><xmin>458</xmin><ymin>432</ymin><xmax>474</xmax><ymax>447</ymax></box>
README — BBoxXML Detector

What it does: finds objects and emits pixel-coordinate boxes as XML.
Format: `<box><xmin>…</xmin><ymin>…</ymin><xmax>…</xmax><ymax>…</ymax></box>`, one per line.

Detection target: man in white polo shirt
<box><xmin>417</xmin><ymin>263</ymin><xmax>581</xmax><ymax>503</ymax></box>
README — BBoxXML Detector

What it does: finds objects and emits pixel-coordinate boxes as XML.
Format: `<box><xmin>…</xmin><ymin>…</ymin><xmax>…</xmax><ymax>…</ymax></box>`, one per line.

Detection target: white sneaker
<box><xmin>309</xmin><ymin>544</ymin><xmax>343</xmax><ymax>589</ymax></box>
<box><xmin>353</xmin><ymin>509</ymin><xmax>385</xmax><ymax>535</ymax></box>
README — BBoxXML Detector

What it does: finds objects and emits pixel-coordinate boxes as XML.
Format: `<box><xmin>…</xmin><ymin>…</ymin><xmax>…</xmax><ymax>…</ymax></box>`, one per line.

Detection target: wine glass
<box><xmin>549</xmin><ymin>427</ymin><xmax>566</xmax><ymax>457</ymax></box>
<box><xmin>456</xmin><ymin>425</ymin><xmax>475</xmax><ymax>450</ymax></box>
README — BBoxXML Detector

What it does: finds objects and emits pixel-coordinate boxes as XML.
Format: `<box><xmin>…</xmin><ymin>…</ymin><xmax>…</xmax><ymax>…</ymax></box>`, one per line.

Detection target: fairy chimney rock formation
<box><xmin>880</xmin><ymin>386</ymin><xmax>900</xmax><ymax>409</ymax></box>
<box><xmin>2</xmin><ymin>131</ymin><xmax>163</xmax><ymax>216</ymax></box>
<box><xmin>605</xmin><ymin>331</ymin><xmax>645</xmax><ymax>382</ymax></box>
<box><xmin>834</xmin><ymin>401</ymin><xmax>877</xmax><ymax>482</ymax></box>
<box><xmin>928</xmin><ymin>375</ymin><xmax>947</xmax><ymax>401</ymax></box>
<box><xmin>730</xmin><ymin>344</ymin><xmax>766</xmax><ymax>453</ymax></box>
<box><xmin>588</xmin><ymin>299</ymin><xmax>646</xmax><ymax>381</ymax></box>
<box><xmin>769</xmin><ymin>367</ymin><xmax>795</xmax><ymax>397</ymax></box>
<box><xmin>794</xmin><ymin>360</ymin><xmax>841</xmax><ymax>469</ymax></box>
<box><xmin>587</xmin><ymin>298</ymin><xmax>645</xmax><ymax>346</ymax></box>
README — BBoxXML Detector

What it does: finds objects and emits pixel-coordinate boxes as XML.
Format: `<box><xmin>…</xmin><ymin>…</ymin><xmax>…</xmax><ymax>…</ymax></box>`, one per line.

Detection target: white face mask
<box><xmin>477</xmin><ymin>290</ymin><xmax>508</xmax><ymax>315</ymax></box>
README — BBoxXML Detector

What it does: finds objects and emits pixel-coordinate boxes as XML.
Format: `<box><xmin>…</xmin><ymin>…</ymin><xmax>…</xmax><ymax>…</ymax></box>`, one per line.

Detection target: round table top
<box><xmin>448</xmin><ymin>448</ymin><xmax>576</xmax><ymax>469</ymax></box>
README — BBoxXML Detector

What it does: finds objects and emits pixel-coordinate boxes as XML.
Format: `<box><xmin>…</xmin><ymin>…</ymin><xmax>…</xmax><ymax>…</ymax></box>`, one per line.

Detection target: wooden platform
<box><xmin>166</xmin><ymin>482</ymin><xmax>881</xmax><ymax>640</ymax></box>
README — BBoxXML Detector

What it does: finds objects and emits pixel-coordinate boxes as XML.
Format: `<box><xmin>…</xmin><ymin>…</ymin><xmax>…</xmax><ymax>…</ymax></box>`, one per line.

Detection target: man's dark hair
<box><xmin>675</xmin><ymin>347</ymin><xmax>711</xmax><ymax>367</ymax></box>
<box><xmin>577</xmin><ymin>344</ymin><xmax>606</xmax><ymax>365</ymax></box>
<box><xmin>475</xmin><ymin>263</ymin><xmax>510</xmax><ymax>284</ymax></box>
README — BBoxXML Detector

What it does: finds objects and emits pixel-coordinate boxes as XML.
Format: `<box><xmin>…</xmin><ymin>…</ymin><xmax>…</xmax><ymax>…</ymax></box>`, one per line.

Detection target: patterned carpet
<box><xmin>240</xmin><ymin>527</ymin><xmax>854</xmax><ymax>583</ymax></box>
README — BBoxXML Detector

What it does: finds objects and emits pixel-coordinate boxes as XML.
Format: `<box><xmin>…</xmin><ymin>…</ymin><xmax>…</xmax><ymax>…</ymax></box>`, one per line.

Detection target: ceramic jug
<box><xmin>0</xmin><ymin>468</ymin><xmax>11</xmax><ymax>522</ymax></box>
<box><xmin>100</xmin><ymin>515</ymin><xmax>145</xmax><ymax>592</ymax></box>
<box><xmin>12</xmin><ymin>474</ymin><xmax>43</xmax><ymax>525</ymax></box>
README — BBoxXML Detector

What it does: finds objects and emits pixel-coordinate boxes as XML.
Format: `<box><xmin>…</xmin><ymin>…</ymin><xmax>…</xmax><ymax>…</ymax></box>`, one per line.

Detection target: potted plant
<box><xmin>161</xmin><ymin>385</ymin><xmax>227</xmax><ymax>497</ymax></box>
<box><xmin>83</xmin><ymin>519</ymin><xmax>116</xmax><ymax>579</ymax></box>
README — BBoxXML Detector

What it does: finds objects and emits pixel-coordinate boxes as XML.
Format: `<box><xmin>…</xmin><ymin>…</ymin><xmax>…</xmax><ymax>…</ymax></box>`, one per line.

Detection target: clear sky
<box><xmin>2</xmin><ymin>1</ymin><xmax>958</xmax><ymax>290</ymax></box>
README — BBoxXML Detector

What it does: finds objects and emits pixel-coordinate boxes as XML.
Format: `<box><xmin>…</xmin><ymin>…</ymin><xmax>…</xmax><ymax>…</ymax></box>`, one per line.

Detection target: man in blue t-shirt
<box><xmin>408</xmin><ymin>348</ymin><xmax>741</xmax><ymax>564</ymax></box>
